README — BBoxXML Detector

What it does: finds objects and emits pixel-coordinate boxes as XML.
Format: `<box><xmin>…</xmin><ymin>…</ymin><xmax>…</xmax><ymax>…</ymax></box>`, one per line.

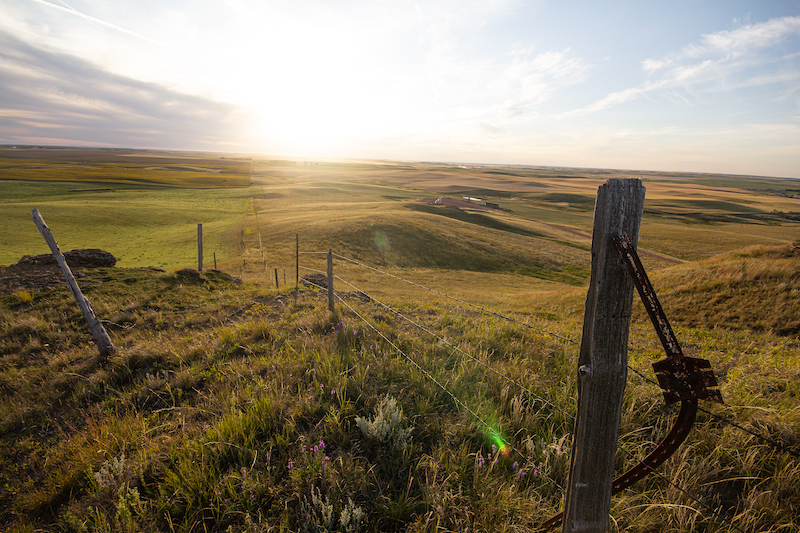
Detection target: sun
<box><xmin>227</xmin><ymin>21</ymin><xmax>391</xmax><ymax>156</ymax></box>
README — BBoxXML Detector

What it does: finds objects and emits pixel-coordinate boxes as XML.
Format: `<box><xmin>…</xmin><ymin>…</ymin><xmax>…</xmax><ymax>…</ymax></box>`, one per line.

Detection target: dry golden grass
<box><xmin>1</xmin><ymin>150</ymin><xmax>799</xmax><ymax>532</ymax></box>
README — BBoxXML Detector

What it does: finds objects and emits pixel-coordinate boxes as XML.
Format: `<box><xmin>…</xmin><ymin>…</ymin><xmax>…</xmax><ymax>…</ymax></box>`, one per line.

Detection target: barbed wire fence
<box><xmin>291</xmin><ymin>247</ymin><xmax>798</xmax><ymax>532</ymax></box>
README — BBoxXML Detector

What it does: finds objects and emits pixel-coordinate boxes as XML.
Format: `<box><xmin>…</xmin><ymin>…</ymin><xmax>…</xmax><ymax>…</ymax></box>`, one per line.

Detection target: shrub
<box><xmin>355</xmin><ymin>394</ymin><xmax>413</xmax><ymax>451</ymax></box>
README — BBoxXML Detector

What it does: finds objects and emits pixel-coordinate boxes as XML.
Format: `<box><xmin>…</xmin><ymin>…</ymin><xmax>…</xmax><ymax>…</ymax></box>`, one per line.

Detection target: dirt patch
<box><xmin>420</xmin><ymin>197</ymin><xmax>493</xmax><ymax>210</ymax></box>
<box><xmin>0</xmin><ymin>249</ymin><xmax>117</xmax><ymax>296</ymax></box>
<box><xmin>0</xmin><ymin>263</ymin><xmax>80</xmax><ymax>296</ymax></box>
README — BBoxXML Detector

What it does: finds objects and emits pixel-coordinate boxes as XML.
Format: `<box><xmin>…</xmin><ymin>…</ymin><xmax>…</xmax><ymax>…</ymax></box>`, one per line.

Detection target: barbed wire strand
<box><xmin>300</xmin><ymin>264</ymin><xmax>574</xmax><ymax>421</ymax></box>
<box><xmin>327</xmin><ymin>251</ymin><xmax>800</xmax><ymax>460</ymax></box>
<box><xmin>301</xmin><ymin>256</ymin><xmax>788</xmax><ymax>528</ymax></box>
<box><xmin>299</xmin><ymin>272</ymin><xmax>567</xmax><ymax>492</ymax></box>
<box><xmin>330</xmin><ymin>252</ymin><xmax>579</xmax><ymax>345</ymax></box>
<box><xmin>301</xmin><ymin>265</ymin><xmax>773</xmax><ymax>530</ymax></box>
<box><xmin>331</xmin><ymin>272</ymin><xmax>575</xmax><ymax>422</ymax></box>
<box><xmin>627</xmin><ymin>365</ymin><xmax>800</xmax><ymax>459</ymax></box>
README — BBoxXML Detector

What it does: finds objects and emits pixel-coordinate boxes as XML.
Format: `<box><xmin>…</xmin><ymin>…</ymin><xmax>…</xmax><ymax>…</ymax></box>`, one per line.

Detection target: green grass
<box><xmin>1</xmin><ymin>151</ymin><xmax>800</xmax><ymax>532</ymax></box>
<box><xmin>0</xmin><ymin>246</ymin><xmax>798</xmax><ymax>532</ymax></box>
<box><xmin>0</xmin><ymin>180</ymin><xmax>253</xmax><ymax>269</ymax></box>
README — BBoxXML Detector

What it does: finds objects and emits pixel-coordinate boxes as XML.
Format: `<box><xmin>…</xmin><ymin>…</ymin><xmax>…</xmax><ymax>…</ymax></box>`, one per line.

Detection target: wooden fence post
<box><xmin>275</xmin><ymin>268</ymin><xmax>279</xmax><ymax>288</ymax></box>
<box><xmin>327</xmin><ymin>248</ymin><xmax>335</xmax><ymax>313</ymax></box>
<box><xmin>295</xmin><ymin>234</ymin><xmax>299</xmax><ymax>305</ymax></box>
<box><xmin>562</xmin><ymin>179</ymin><xmax>645</xmax><ymax>533</ymax></box>
<box><xmin>32</xmin><ymin>209</ymin><xmax>116</xmax><ymax>362</ymax></box>
<box><xmin>197</xmin><ymin>223</ymin><xmax>203</xmax><ymax>272</ymax></box>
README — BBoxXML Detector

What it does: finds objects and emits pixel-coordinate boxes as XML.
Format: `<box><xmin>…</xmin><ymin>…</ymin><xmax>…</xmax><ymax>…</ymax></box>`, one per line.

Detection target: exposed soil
<box><xmin>0</xmin><ymin>263</ymin><xmax>80</xmax><ymax>296</ymax></box>
<box><xmin>420</xmin><ymin>197</ymin><xmax>495</xmax><ymax>210</ymax></box>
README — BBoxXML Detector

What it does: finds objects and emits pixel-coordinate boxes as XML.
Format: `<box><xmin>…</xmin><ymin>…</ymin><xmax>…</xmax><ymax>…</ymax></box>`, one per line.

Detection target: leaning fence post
<box><xmin>562</xmin><ymin>179</ymin><xmax>645</xmax><ymax>533</ymax></box>
<box><xmin>327</xmin><ymin>248</ymin><xmax>335</xmax><ymax>313</ymax></box>
<box><xmin>32</xmin><ymin>209</ymin><xmax>116</xmax><ymax>362</ymax></box>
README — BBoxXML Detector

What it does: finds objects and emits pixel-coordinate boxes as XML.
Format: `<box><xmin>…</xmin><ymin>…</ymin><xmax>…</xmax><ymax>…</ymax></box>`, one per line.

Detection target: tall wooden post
<box><xmin>562</xmin><ymin>179</ymin><xmax>645</xmax><ymax>533</ymax></box>
<box><xmin>197</xmin><ymin>223</ymin><xmax>203</xmax><ymax>272</ymax></box>
<box><xmin>32</xmin><ymin>209</ymin><xmax>115</xmax><ymax>361</ymax></box>
<box><xmin>327</xmin><ymin>248</ymin><xmax>335</xmax><ymax>313</ymax></box>
<box><xmin>275</xmin><ymin>268</ymin><xmax>279</xmax><ymax>288</ymax></box>
<box><xmin>294</xmin><ymin>234</ymin><xmax>299</xmax><ymax>305</ymax></box>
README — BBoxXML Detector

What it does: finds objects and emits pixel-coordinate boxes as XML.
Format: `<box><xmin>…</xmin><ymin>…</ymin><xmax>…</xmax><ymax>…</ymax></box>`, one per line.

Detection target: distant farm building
<box><xmin>484</xmin><ymin>202</ymin><xmax>500</xmax><ymax>209</ymax></box>
<box><xmin>462</xmin><ymin>196</ymin><xmax>482</xmax><ymax>203</ymax></box>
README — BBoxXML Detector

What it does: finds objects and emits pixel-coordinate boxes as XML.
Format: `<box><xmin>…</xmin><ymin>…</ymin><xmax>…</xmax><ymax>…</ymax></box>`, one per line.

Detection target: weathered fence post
<box><xmin>562</xmin><ymin>179</ymin><xmax>645</xmax><ymax>533</ymax></box>
<box><xmin>295</xmin><ymin>234</ymin><xmax>299</xmax><ymax>305</ymax></box>
<box><xmin>327</xmin><ymin>248</ymin><xmax>335</xmax><ymax>313</ymax></box>
<box><xmin>197</xmin><ymin>223</ymin><xmax>203</xmax><ymax>272</ymax></box>
<box><xmin>32</xmin><ymin>209</ymin><xmax>116</xmax><ymax>362</ymax></box>
<box><xmin>275</xmin><ymin>268</ymin><xmax>279</xmax><ymax>288</ymax></box>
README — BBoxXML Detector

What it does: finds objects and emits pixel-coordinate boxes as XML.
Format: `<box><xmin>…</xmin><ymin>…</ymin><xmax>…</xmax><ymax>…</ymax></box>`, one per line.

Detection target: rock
<box><xmin>175</xmin><ymin>267</ymin><xmax>202</xmax><ymax>280</ymax></box>
<box><xmin>18</xmin><ymin>249</ymin><xmax>117</xmax><ymax>268</ymax></box>
<box><xmin>301</xmin><ymin>273</ymin><xmax>328</xmax><ymax>289</ymax></box>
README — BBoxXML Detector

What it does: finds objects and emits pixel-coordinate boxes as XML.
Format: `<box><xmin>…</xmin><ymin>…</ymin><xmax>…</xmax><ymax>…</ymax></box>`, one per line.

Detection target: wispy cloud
<box><xmin>0</xmin><ymin>30</ymin><xmax>247</xmax><ymax>149</ymax></box>
<box><xmin>567</xmin><ymin>15</ymin><xmax>800</xmax><ymax>117</ymax></box>
<box><xmin>497</xmin><ymin>47</ymin><xmax>588</xmax><ymax>118</ymax></box>
<box><xmin>25</xmin><ymin>0</ymin><xmax>198</xmax><ymax>58</ymax></box>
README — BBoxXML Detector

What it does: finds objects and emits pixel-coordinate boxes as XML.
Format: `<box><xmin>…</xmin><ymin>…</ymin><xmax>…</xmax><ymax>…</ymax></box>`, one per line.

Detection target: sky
<box><xmin>1</xmin><ymin>0</ymin><xmax>799</xmax><ymax>178</ymax></box>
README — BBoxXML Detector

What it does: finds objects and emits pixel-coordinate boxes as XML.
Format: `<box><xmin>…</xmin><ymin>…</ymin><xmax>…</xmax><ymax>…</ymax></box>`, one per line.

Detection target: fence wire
<box><xmin>628</xmin><ymin>364</ymin><xmax>800</xmax><ymax>459</ymax></box>
<box><xmin>331</xmin><ymin>252</ymin><xmax>579</xmax><ymax>345</ymax></box>
<box><xmin>330</xmin><ymin>272</ymin><xmax>576</xmax><ymax>422</ymax></box>
<box><xmin>297</xmin><ymin>251</ymin><xmax>792</xmax><ymax>532</ymax></box>
<box><xmin>299</xmin><ymin>270</ymin><xmax>567</xmax><ymax>492</ymax></box>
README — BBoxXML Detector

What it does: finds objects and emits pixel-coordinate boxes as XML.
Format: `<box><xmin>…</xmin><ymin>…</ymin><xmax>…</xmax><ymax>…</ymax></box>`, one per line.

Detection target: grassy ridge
<box><xmin>0</xmin><ymin>248</ymin><xmax>798</xmax><ymax>532</ymax></box>
<box><xmin>1</xmin><ymin>151</ymin><xmax>800</xmax><ymax>531</ymax></box>
<box><xmin>0</xmin><ymin>159</ymin><xmax>250</xmax><ymax>188</ymax></box>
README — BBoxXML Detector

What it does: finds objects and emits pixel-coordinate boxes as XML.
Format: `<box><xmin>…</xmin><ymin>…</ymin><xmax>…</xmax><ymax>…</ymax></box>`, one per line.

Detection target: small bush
<box><xmin>355</xmin><ymin>394</ymin><xmax>413</xmax><ymax>451</ymax></box>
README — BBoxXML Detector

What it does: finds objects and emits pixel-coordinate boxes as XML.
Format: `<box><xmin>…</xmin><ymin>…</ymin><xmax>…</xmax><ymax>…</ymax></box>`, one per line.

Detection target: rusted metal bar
<box><xmin>614</xmin><ymin>234</ymin><xmax>722</xmax><ymax>405</ymax></box>
<box><xmin>540</xmin><ymin>234</ymin><xmax>723</xmax><ymax>532</ymax></box>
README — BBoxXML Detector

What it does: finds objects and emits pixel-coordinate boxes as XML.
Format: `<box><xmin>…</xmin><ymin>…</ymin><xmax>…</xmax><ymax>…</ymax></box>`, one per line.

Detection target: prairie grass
<box><xmin>0</xmin><ymin>248</ymin><xmax>798</xmax><ymax>532</ymax></box>
<box><xmin>0</xmin><ymin>180</ymin><xmax>253</xmax><ymax>268</ymax></box>
<box><xmin>1</xmin><ymin>153</ymin><xmax>799</xmax><ymax>532</ymax></box>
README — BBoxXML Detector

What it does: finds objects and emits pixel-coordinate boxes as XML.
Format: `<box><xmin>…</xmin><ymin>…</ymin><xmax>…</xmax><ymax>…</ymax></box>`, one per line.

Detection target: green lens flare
<box><xmin>373</xmin><ymin>230</ymin><xmax>391</xmax><ymax>253</ymax></box>
<box><xmin>485</xmin><ymin>426</ymin><xmax>509</xmax><ymax>456</ymax></box>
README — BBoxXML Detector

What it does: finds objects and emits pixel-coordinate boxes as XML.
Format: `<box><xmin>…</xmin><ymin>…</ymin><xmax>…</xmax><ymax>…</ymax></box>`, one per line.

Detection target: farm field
<box><xmin>1</xmin><ymin>147</ymin><xmax>799</xmax><ymax>532</ymax></box>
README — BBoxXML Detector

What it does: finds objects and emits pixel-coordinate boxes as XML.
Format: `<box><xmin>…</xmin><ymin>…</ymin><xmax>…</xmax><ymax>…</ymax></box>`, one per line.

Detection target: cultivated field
<box><xmin>1</xmin><ymin>147</ymin><xmax>799</xmax><ymax>532</ymax></box>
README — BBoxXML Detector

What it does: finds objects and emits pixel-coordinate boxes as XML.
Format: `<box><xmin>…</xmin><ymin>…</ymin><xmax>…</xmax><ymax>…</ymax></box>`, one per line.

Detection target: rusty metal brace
<box><xmin>539</xmin><ymin>234</ymin><xmax>723</xmax><ymax>532</ymax></box>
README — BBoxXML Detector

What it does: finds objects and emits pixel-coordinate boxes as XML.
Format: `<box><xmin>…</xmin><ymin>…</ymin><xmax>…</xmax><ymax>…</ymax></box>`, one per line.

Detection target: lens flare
<box><xmin>485</xmin><ymin>426</ymin><xmax>510</xmax><ymax>457</ymax></box>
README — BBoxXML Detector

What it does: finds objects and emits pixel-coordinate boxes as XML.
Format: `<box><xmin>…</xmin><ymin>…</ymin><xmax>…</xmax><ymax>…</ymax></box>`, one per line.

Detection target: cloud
<box><xmin>567</xmin><ymin>15</ymin><xmax>800</xmax><ymax>117</ymax></box>
<box><xmin>24</xmin><ymin>0</ymin><xmax>195</xmax><ymax>57</ymax></box>
<box><xmin>0</xmin><ymin>30</ymin><xmax>249</xmax><ymax>149</ymax></box>
<box><xmin>497</xmin><ymin>47</ymin><xmax>588</xmax><ymax>118</ymax></box>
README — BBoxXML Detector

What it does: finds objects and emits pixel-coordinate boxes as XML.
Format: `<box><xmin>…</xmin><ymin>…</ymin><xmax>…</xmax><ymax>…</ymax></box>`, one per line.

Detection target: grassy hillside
<box><xmin>1</xmin><ymin>150</ymin><xmax>800</xmax><ymax>532</ymax></box>
<box><xmin>0</xmin><ymin>180</ymin><xmax>253</xmax><ymax>269</ymax></box>
<box><xmin>0</xmin><ymin>243</ymin><xmax>798</xmax><ymax>532</ymax></box>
